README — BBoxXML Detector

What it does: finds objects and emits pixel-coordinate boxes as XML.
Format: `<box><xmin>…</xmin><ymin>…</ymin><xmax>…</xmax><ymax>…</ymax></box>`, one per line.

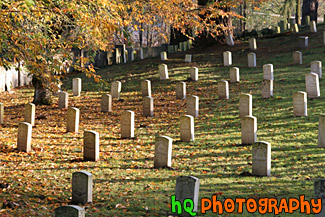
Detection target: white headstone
<box><xmin>186</xmin><ymin>95</ymin><xmax>199</xmax><ymax>118</ymax></box>
<box><xmin>180</xmin><ymin>115</ymin><xmax>194</xmax><ymax>142</ymax></box>
<box><xmin>252</xmin><ymin>141</ymin><xmax>271</xmax><ymax>177</ymax></box>
<box><xmin>318</xmin><ymin>114</ymin><xmax>325</xmax><ymax>147</ymax></box>
<box><xmin>261</xmin><ymin>80</ymin><xmax>273</xmax><ymax>98</ymax></box>
<box><xmin>263</xmin><ymin>64</ymin><xmax>274</xmax><ymax>80</ymax></box>
<box><xmin>17</xmin><ymin>122</ymin><xmax>32</xmax><ymax>152</ymax></box>
<box><xmin>161</xmin><ymin>52</ymin><xmax>167</xmax><ymax>61</ymax></box>
<box><xmin>311</xmin><ymin>61</ymin><xmax>322</xmax><ymax>78</ymax></box>
<box><xmin>111</xmin><ymin>81</ymin><xmax>122</xmax><ymax>99</ymax></box>
<box><xmin>299</xmin><ymin>36</ymin><xmax>308</xmax><ymax>48</ymax></box>
<box><xmin>314</xmin><ymin>179</ymin><xmax>325</xmax><ymax>217</ymax></box>
<box><xmin>158</xmin><ymin>64</ymin><xmax>169</xmax><ymax>80</ymax></box>
<box><xmin>84</xmin><ymin>131</ymin><xmax>99</xmax><ymax>161</ymax></box>
<box><xmin>67</xmin><ymin>107</ymin><xmax>80</xmax><ymax>133</ymax></box>
<box><xmin>185</xmin><ymin>54</ymin><xmax>192</xmax><ymax>63</ymax></box>
<box><xmin>72</xmin><ymin>171</ymin><xmax>93</xmax><ymax>204</ymax></box>
<box><xmin>229</xmin><ymin>67</ymin><xmax>240</xmax><ymax>83</ymax></box>
<box><xmin>72</xmin><ymin>78</ymin><xmax>82</xmax><ymax>97</ymax></box>
<box><xmin>154</xmin><ymin>136</ymin><xmax>173</xmax><ymax>168</ymax></box>
<box><xmin>293</xmin><ymin>51</ymin><xmax>302</xmax><ymax>65</ymax></box>
<box><xmin>101</xmin><ymin>94</ymin><xmax>112</xmax><ymax>112</ymax></box>
<box><xmin>305</xmin><ymin>73</ymin><xmax>320</xmax><ymax>99</ymax></box>
<box><xmin>223</xmin><ymin>51</ymin><xmax>232</xmax><ymax>66</ymax></box>
<box><xmin>248</xmin><ymin>53</ymin><xmax>256</xmax><ymax>67</ymax></box>
<box><xmin>141</xmin><ymin>80</ymin><xmax>151</xmax><ymax>97</ymax></box>
<box><xmin>190</xmin><ymin>67</ymin><xmax>198</xmax><ymax>81</ymax></box>
<box><xmin>176</xmin><ymin>82</ymin><xmax>186</xmax><ymax>99</ymax></box>
<box><xmin>24</xmin><ymin>103</ymin><xmax>35</xmax><ymax>126</ymax></box>
<box><xmin>55</xmin><ymin>205</ymin><xmax>85</xmax><ymax>217</ymax></box>
<box><xmin>175</xmin><ymin>176</ymin><xmax>200</xmax><ymax>214</ymax></box>
<box><xmin>121</xmin><ymin>110</ymin><xmax>135</xmax><ymax>138</ymax></box>
<box><xmin>143</xmin><ymin>96</ymin><xmax>154</xmax><ymax>117</ymax></box>
<box><xmin>58</xmin><ymin>92</ymin><xmax>68</xmax><ymax>109</ymax></box>
<box><xmin>239</xmin><ymin>94</ymin><xmax>252</xmax><ymax>118</ymax></box>
<box><xmin>241</xmin><ymin>116</ymin><xmax>257</xmax><ymax>145</ymax></box>
<box><xmin>249</xmin><ymin>38</ymin><xmax>257</xmax><ymax>50</ymax></box>
<box><xmin>293</xmin><ymin>91</ymin><xmax>307</xmax><ymax>117</ymax></box>
<box><xmin>310</xmin><ymin>20</ymin><xmax>317</xmax><ymax>33</ymax></box>
<box><xmin>218</xmin><ymin>80</ymin><xmax>229</xmax><ymax>99</ymax></box>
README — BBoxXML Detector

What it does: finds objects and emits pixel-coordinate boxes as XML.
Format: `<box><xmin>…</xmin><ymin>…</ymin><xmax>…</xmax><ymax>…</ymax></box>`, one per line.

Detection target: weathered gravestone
<box><xmin>67</xmin><ymin>107</ymin><xmax>80</xmax><ymax>133</ymax></box>
<box><xmin>185</xmin><ymin>54</ymin><xmax>192</xmax><ymax>63</ymax></box>
<box><xmin>72</xmin><ymin>171</ymin><xmax>93</xmax><ymax>204</ymax></box>
<box><xmin>158</xmin><ymin>64</ymin><xmax>169</xmax><ymax>80</ymax></box>
<box><xmin>314</xmin><ymin>179</ymin><xmax>325</xmax><ymax>217</ymax></box>
<box><xmin>299</xmin><ymin>36</ymin><xmax>308</xmax><ymax>48</ymax></box>
<box><xmin>310</xmin><ymin>20</ymin><xmax>317</xmax><ymax>33</ymax></box>
<box><xmin>111</xmin><ymin>81</ymin><xmax>122</xmax><ymax>99</ymax></box>
<box><xmin>293</xmin><ymin>91</ymin><xmax>307</xmax><ymax>117</ymax></box>
<box><xmin>263</xmin><ymin>64</ymin><xmax>274</xmax><ymax>80</ymax></box>
<box><xmin>55</xmin><ymin>205</ymin><xmax>85</xmax><ymax>217</ymax></box>
<box><xmin>176</xmin><ymin>82</ymin><xmax>186</xmax><ymax>99</ymax></box>
<box><xmin>249</xmin><ymin>38</ymin><xmax>257</xmax><ymax>50</ymax></box>
<box><xmin>17</xmin><ymin>122</ymin><xmax>32</xmax><ymax>152</ymax></box>
<box><xmin>293</xmin><ymin>51</ymin><xmax>302</xmax><ymax>65</ymax></box>
<box><xmin>58</xmin><ymin>92</ymin><xmax>69</xmax><ymax>109</ymax></box>
<box><xmin>218</xmin><ymin>80</ymin><xmax>229</xmax><ymax>100</ymax></box>
<box><xmin>311</xmin><ymin>61</ymin><xmax>322</xmax><ymax>78</ymax></box>
<box><xmin>154</xmin><ymin>136</ymin><xmax>172</xmax><ymax>168</ymax></box>
<box><xmin>175</xmin><ymin>176</ymin><xmax>200</xmax><ymax>216</ymax></box>
<box><xmin>101</xmin><ymin>94</ymin><xmax>112</xmax><ymax>112</ymax></box>
<box><xmin>318</xmin><ymin>114</ymin><xmax>325</xmax><ymax>147</ymax></box>
<box><xmin>186</xmin><ymin>95</ymin><xmax>199</xmax><ymax>118</ymax></box>
<box><xmin>229</xmin><ymin>67</ymin><xmax>240</xmax><ymax>83</ymax></box>
<box><xmin>239</xmin><ymin>94</ymin><xmax>252</xmax><ymax>118</ymax></box>
<box><xmin>143</xmin><ymin>96</ymin><xmax>154</xmax><ymax>117</ymax></box>
<box><xmin>161</xmin><ymin>52</ymin><xmax>167</xmax><ymax>61</ymax></box>
<box><xmin>121</xmin><ymin>110</ymin><xmax>134</xmax><ymax>138</ymax></box>
<box><xmin>241</xmin><ymin>116</ymin><xmax>257</xmax><ymax>145</ymax></box>
<box><xmin>223</xmin><ymin>51</ymin><xmax>232</xmax><ymax>66</ymax></box>
<box><xmin>248</xmin><ymin>52</ymin><xmax>256</xmax><ymax>67</ymax></box>
<box><xmin>305</xmin><ymin>73</ymin><xmax>320</xmax><ymax>99</ymax></box>
<box><xmin>0</xmin><ymin>103</ymin><xmax>3</xmax><ymax>124</ymax></box>
<box><xmin>84</xmin><ymin>131</ymin><xmax>99</xmax><ymax>161</ymax></box>
<box><xmin>72</xmin><ymin>78</ymin><xmax>82</xmax><ymax>97</ymax></box>
<box><xmin>261</xmin><ymin>80</ymin><xmax>273</xmax><ymax>98</ymax></box>
<box><xmin>252</xmin><ymin>141</ymin><xmax>271</xmax><ymax>177</ymax></box>
<box><xmin>141</xmin><ymin>80</ymin><xmax>151</xmax><ymax>97</ymax></box>
<box><xmin>180</xmin><ymin>115</ymin><xmax>194</xmax><ymax>142</ymax></box>
<box><xmin>24</xmin><ymin>103</ymin><xmax>35</xmax><ymax>126</ymax></box>
<box><xmin>189</xmin><ymin>67</ymin><xmax>198</xmax><ymax>81</ymax></box>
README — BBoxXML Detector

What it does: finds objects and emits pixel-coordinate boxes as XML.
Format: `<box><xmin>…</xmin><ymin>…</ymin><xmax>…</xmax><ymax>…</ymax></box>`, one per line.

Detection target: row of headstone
<box><xmin>223</xmin><ymin>51</ymin><xmax>256</xmax><ymax>67</ymax></box>
<box><xmin>0</xmin><ymin>64</ymin><xmax>32</xmax><ymax>93</ymax></box>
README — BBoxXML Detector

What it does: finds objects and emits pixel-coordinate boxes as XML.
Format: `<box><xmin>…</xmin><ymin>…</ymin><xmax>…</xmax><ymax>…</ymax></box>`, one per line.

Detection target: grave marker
<box><xmin>101</xmin><ymin>94</ymin><xmax>112</xmax><ymax>112</ymax></box>
<box><xmin>248</xmin><ymin>52</ymin><xmax>256</xmax><ymax>67</ymax></box>
<box><xmin>180</xmin><ymin>115</ymin><xmax>194</xmax><ymax>142</ymax></box>
<box><xmin>305</xmin><ymin>73</ymin><xmax>320</xmax><ymax>99</ymax></box>
<box><xmin>143</xmin><ymin>96</ymin><xmax>154</xmax><ymax>117</ymax></box>
<box><xmin>263</xmin><ymin>64</ymin><xmax>274</xmax><ymax>80</ymax></box>
<box><xmin>158</xmin><ymin>64</ymin><xmax>169</xmax><ymax>80</ymax></box>
<box><xmin>261</xmin><ymin>80</ymin><xmax>273</xmax><ymax>98</ymax></box>
<box><xmin>293</xmin><ymin>91</ymin><xmax>307</xmax><ymax>117</ymax></box>
<box><xmin>141</xmin><ymin>80</ymin><xmax>151</xmax><ymax>97</ymax></box>
<box><xmin>84</xmin><ymin>131</ymin><xmax>99</xmax><ymax>161</ymax></box>
<box><xmin>154</xmin><ymin>136</ymin><xmax>172</xmax><ymax>168</ymax></box>
<box><xmin>252</xmin><ymin>141</ymin><xmax>271</xmax><ymax>177</ymax></box>
<box><xmin>223</xmin><ymin>51</ymin><xmax>232</xmax><ymax>66</ymax></box>
<box><xmin>310</xmin><ymin>20</ymin><xmax>317</xmax><ymax>32</ymax></box>
<box><xmin>189</xmin><ymin>67</ymin><xmax>198</xmax><ymax>81</ymax></box>
<box><xmin>230</xmin><ymin>67</ymin><xmax>240</xmax><ymax>83</ymax></box>
<box><xmin>55</xmin><ymin>205</ymin><xmax>85</xmax><ymax>217</ymax></box>
<box><xmin>161</xmin><ymin>52</ymin><xmax>167</xmax><ymax>61</ymax></box>
<box><xmin>293</xmin><ymin>51</ymin><xmax>302</xmax><ymax>65</ymax></box>
<box><xmin>17</xmin><ymin>122</ymin><xmax>32</xmax><ymax>152</ymax></box>
<box><xmin>58</xmin><ymin>92</ymin><xmax>68</xmax><ymax>109</ymax></box>
<box><xmin>239</xmin><ymin>94</ymin><xmax>252</xmax><ymax>118</ymax></box>
<box><xmin>72</xmin><ymin>171</ymin><xmax>93</xmax><ymax>204</ymax></box>
<box><xmin>111</xmin><ymin>81</ymin><xmax>122</xmax><ymax>99</ymax></box>
<box><xmin>121</xmin><ymin>110</ymin><xmax>134</xmax><ymax>138</ymax></box>
<box><xmin>72</xmin><ymin>78</ymin><xmax>82</xmax><ymax>97</ymax></box>
<box><xmin>185</xmin><ymin>54</ymin><xmax>192</xmax><ymax>63</ymax></box>
<box><xmin>314</xmin><ymin>179</ymin><xmax>325</xmax><ymax>217</ymax></box>
<box><xmin>249</xmin><ymin>38</ymin><xmax>257</xmax><ymax>50</ymax></box>
<box><xmin>176</xmin><ymin>82</ymin><xmax>186</xmax><ymax>99</ymax></box>
<box><xmin>311</xmin><ymin>61</ymin><xmax>322</xmax><ymax>78</ymax></box>
<box><xmin>186</xmin><ymin>95</ymin><xmax>199</xmax><ymax>118</ymax></box>
<box><xmin>67</xmin><ymin>107</ymin><xmax>80</xmax><ymax>133</ymax></box>
<box><xmin>24</xmin><ymin>103</ymin><xmax>35</xmax><ymax>126</ymax></box>
<box><xmin>241</xmin><ymin>116</ymin><xmax>257</xmax><ymax>145</ymax></box>
<box><xmin>218</xmin><ymin>80</ymin><xmax>229</xmax><ymax>99</ymax></box>
<box><xmin>299</xmin><ymin>36</ymin><xmax>308</xmax><ymax>48</ymax></box>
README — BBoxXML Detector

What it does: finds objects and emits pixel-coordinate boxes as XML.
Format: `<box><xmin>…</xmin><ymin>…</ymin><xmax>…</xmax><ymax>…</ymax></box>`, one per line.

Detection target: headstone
<box><xmin>218</xmin><ymin>80</ymin><xmax>229</xmax><ymax>99</ymax></box>
<box><xmin>189</xmin><ymin>67</ymin><xmax>198</xmax><ymax>81</ymax></box>
<box><xmin>293</xmin><ymin>91</ymin><xmax>307</xmax><ymax>117</ymax></box>
<box><xmin>72</xmin><ymin>171</ymin><xmax>93</xmax><ymax>204</ymax></box>
<box><xmin>305</xmin><ymin>73</ymin><xmax>320</xmax><ymax>99</ymax></box>
<box><xmin>58</xmin><ymin>92</ymin><xmax>68</xmax><ymax>109</ymax></box>
<box><xmin>248</xmin><ymin>53</ymin><xmax>256</xmax><ymax>67</ymax></box>
<box><xmin>305</xmin><ymin>16</ymin><xmax>310</xmax><ymax>25</ymax></box>
<box><xmin>241</xmin><ymin>116</ymin><xmax>257</xmax><ymax>145</ymax></box>
<box><xmin>143</xmin><ymin>96</ymin><xmax>154</xmax><ymax>117</ymax></box>
<box><xmin>24</xmin><ymin>103</ymin><xmax>35</xmax><ymax>126</ymax></box>
<box><xmin>67</xmin><ymin>107</ymin><xmax>80</xmax><ymax>133</ymax></box>
<box><xmin>161</xmin><ymin>51</ymin><xmax>167</xmax><ymax>61</ymax></box>
<box><xmin>175</xmin><ymin>176</ymin><xmax>200</xmax><ymax>215</ymax></box>
<box><xmin>111</xmin><ymin>81</ymin><xmax>121</xmax><ymax>99</ymax></box>
<box><xmin>186</xmin><ymin>95</ymin><xmax>199</xmax><ymax>118</ymax></box>
<box><xmin>276</xmin><ymin>26</ymin><xmax>281</xmax><ymax>34</ymax></box>
<box><xmin>185</xmin><ymin>54</ymin><xmax>192</xmax><ymax>63</ymax></box>
<box><xmin>229</xmin><ymin>67</ymin><xmax>240</xmax><ymax>83</ymax></box>
<box><xmin>72</xmin><ymin>78</ymin><xmax>81</xmax><ymax>97</ymax></box>
<box><xmin>299</xmin><ymin>36</ymin><xmax>308</xmax><ymax>48</ymax></box>
<box><xmin>287</xmin><ymin>23</ymin><xmax>291</xmax><ymax>30</ymax></box>
<box><xmin>314</xmin><ymin>179</ymin><xmax>325</xmax><ymax>217</ymax></box>
<box><xmin>263</xmin><ymin>64</ymin><xmax>274</xmax><ymax>80</ymax></box>
<box><xmin>101</xmin><ymin>94</ymin><xmax>112</xmax><ymax>112</ymax></box>
<box><xmin>154</xmin><ymin>136</ymin><xmax>172</xmax><ymax>168</ymax></box>
<box><xmin>293</xmin><ymin>24</ymin><xmax>299</xmax><ymax>33</ymax></box>
<box><xmin>84</xmin><ymin>131</ymin><xmax>99</xmax><ymax>161</ymax></box>
<box><xmin>225</xmin><ymin>34</ymin><xmax>234</xmax><ymax>46</ymax></box>
<box><xmin>261</xmin><ymin>80</ymin><xmax>273</xmax><ymax>98</ymax></box>
<box><xmin>121</xmin><ymin>110</ymin><xmax>134</xmax><ymax>138</ymax></box>
<box><xmin>158</xmin><ymin>64</ymin><xmax>169</xmax><ymax>80</ymax></box>
<box><xmin>252</xmin><ymin>141</ymin><xmax>271</xmax><ymax>177</ymax></box>
<box><xmin>17</xmin><ymin>122</ymin><xmax>32</xmax><ymax>152</ymax></box>
<box><xmin>141</xmin><ymin>80</ymin><xmax>151</xmax><ymax>97</ymax></box>
<box><xmin>180</xmin><ymin>115</ymin><xmax>194</xmax><ymax>142</ymax></box>
<box><xmin>55</xmin><ymin>205</ymin><xmax>85</xmax><ymax>217</ymax></box>
<box><xmin>293</xmin><ymin>51</ymin><xmax>302</xmax><ymax>64</ymax></box>
<box><xmin>0</xmin><ymin>103</ymin><xmax>3</xmax><ymax>124</ymax></box>
<box><xmin>223</xmin><ymin>51</ymin><xmax>232</xmax><ymax>66</ymax></box>
<box><xmin>311</xmin><ymin>61</ymin><xmax>322</xmax><ymax>78</ymax></box>
<box><xmin>239</xmin><ymin>94</ymin><xmax>252</xmax><ymax>118</ymax></box>
<box><xmin>183</xmin><ymin>41</ymin><xmax>188</xmax><ymax>51</ymax></box>
<box><xmin>310</xmin><ymin>20</ymin><xmax>317</xmax><ymax>32</ymax></box>
<box><xmin>318</xmin><ymin>114</ymin><xmax>325</xmax><ymax>147</ymax></box>
<box><xmin>279</xmin><ymin>21</ymin><xmax>285</xmax><ymax>32</ymax></box>
<box><xmin>249</xmin><ymin>38</ymin><xmax>257</xmax><ymax>50</ymax></box>
<box><xmin>176</xmin><ymin>82</ymin><xmax>186</xmax><ymax>99</ymax></box>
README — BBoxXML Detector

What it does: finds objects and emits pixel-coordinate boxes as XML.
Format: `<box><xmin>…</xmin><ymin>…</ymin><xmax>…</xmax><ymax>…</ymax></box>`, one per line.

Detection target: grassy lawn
<box><xmin>1</xmin><ymin>24</ymin><xmax>325</xmax><ymax>216</ymax></box>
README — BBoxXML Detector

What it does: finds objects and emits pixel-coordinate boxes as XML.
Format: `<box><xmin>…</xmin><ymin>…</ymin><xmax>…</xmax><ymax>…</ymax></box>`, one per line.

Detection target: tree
<box><xmin>302</xmin><ymin>0</ymin><xmax>319</xmax><ymax>24</ymax></box>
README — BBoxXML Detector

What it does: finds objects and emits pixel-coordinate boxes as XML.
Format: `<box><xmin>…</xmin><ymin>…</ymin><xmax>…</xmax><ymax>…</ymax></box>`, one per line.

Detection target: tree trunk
<box><xmin>296</xmin><ymin>0</ymin><xmax>302</xmax><ymax>25</ymax></box>
<box><xmin>302</xmin><ymin>0</ymin><xmax>319</xmax><ymax>24</ymax></box>
<box><xmin>32</xmin><ymin>76</ymin><xmax>52</xmax><ymax>105</ymax></box>
<box><xmin>139</xmin><ymin>23</ymin><xmax>143</xmax><ymax>47</ymax></box>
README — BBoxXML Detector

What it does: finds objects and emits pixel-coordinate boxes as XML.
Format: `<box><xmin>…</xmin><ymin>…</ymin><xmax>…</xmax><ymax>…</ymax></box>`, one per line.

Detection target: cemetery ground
<box><xmin>1</xmin><ymin>24</ymin><xmax>325</xmax><ymax>216</ymax></box>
